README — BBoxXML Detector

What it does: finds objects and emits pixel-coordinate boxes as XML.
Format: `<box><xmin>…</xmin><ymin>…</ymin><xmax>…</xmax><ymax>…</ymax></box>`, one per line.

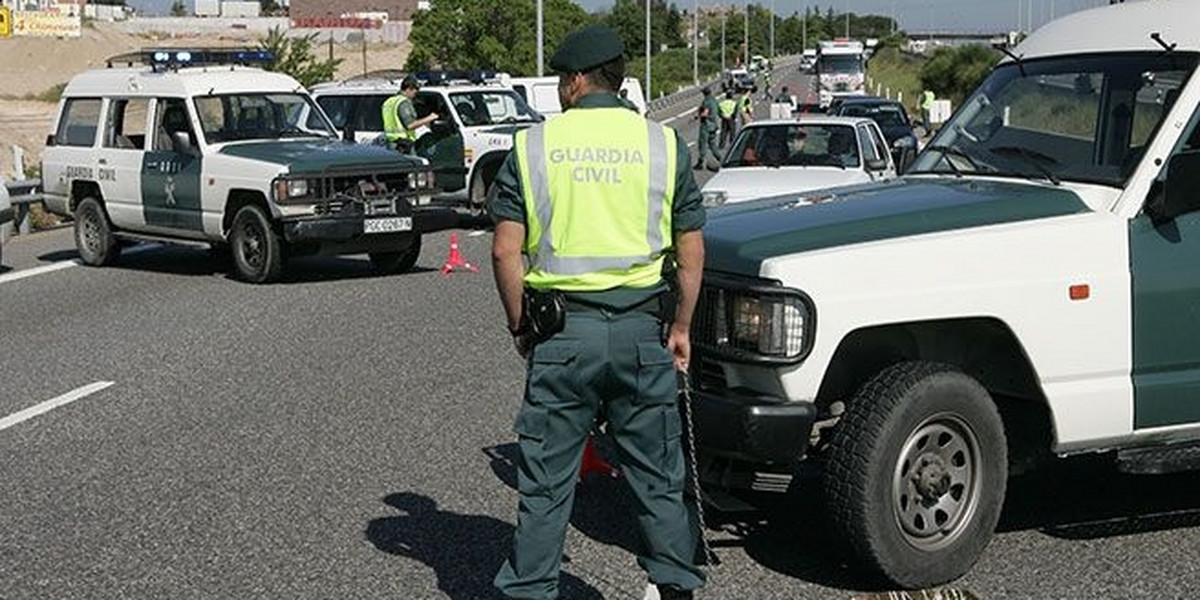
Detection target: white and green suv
<box><xmin>41</xmin><ymin>49</ymin><xmax>452</xmax><ymax>283</ymax></box>
<box><xmin>309</xmin><ymin>71</ymin><xmax>543</xmax><ymax>211</ymax></box>
<box><xmin>692</xmin><ymin>2</ymin><xmax>1200</xmax><ymax>588</ymax></box>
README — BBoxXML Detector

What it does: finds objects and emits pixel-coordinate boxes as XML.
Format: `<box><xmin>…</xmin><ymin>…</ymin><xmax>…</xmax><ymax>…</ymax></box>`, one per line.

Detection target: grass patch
<box><xmin>865</xmin><ymin>47</ymin><xmax>925</xmax><ymax>113</ymax></box>
<box><xmin>29</xmin><ymin>203</ymin><xmax>64</xmax><ymax>230</ymax></box>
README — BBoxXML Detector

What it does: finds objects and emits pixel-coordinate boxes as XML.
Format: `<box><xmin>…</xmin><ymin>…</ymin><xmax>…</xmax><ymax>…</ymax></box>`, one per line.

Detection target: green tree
<box><xmin>604</xmin><ymin>0</ymin><xmax>685</xmax><ymax>61</ymax></box>
<box><xmin>257</xmin><ymin>26</ymin><xmax>342</xmax><ymax>88</ymax></box>
<box><xmin>406</xmin><ymin>0</ymin><xmax>593</xmax><ymax>75</ymax></box>
<box><xmin>919</xmin><ymin>44</ymin><xmax>999</xmax><ymax>105</ymax></box>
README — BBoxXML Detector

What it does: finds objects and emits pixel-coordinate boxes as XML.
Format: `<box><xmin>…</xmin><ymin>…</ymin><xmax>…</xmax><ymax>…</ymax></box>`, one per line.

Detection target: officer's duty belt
<box><xmin>564</xmin><ymin>295</ymin><xmax>663</xmax><ymax>317</ymax></box>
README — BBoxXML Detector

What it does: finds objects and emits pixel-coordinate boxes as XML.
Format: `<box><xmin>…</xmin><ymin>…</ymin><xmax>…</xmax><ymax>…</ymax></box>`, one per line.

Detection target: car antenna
<box><xmin>998</xmin><ymin>47</ymin><xmax>1025</xmax><ymax>78</ymax></box>
<box><xmin>1150</xmin><ymin>32</ymin><xmax>1176</xmax><ymax>53</ymax></box>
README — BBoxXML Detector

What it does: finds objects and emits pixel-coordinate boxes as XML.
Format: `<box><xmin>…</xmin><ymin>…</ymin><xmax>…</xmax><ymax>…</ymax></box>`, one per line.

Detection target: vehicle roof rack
<box><xmin>410</xmin><ymin>70</ymin><xmax>506</xmax><ymax>86</ymax></box>
<box><xmin>105</xmin><ymin>47</ymin><xmax>275</xmax><ymax>72</ymax></box>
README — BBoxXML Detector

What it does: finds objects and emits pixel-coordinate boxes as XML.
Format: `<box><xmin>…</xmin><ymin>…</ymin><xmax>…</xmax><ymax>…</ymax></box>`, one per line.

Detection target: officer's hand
<box><xmin>666</xmin><ymin>323</ymin><xmax>691</xmax><ymax>372</ymax></box>
<box><xmin>514</xmin><ymin>333</ymin><xmax>533</xmax><ymax>359</ymax></box>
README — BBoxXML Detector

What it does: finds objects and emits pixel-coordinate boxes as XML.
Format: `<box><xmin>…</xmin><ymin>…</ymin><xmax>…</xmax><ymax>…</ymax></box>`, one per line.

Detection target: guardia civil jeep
<box><xmin>691</xmin><ymin>1</ymin><xmax>1200</xmax><ymax>588</ymax></box>
<box><xmin>41</xmin><ymin>49</ymin><xmax>452</xmax><ymax>283</ymax></box>
<box><xmin>309</xmin><ymin>70</ymin><xmax>543</xmax><ymax>211</ymax></box>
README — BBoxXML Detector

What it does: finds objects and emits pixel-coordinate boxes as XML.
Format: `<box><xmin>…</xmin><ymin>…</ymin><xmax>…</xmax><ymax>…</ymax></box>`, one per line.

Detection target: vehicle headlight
<box><xmin>893</xmin><ymin>136</ymin><xmax>916</xmax><ymax>148</ymax></box>
<box><xmin>273</xmin><ymin>178</ymin><xmax>309</xmax><ymax>201</ymax></box>
<box><xmin>702</xmin><ymin>190</ymin><xmax>727</xmax><ymax>207</ymax></box>
<box><xmin>697</xmin><ymin>283</ymin><xmax>814</xmax><ymax>363</ymax></box>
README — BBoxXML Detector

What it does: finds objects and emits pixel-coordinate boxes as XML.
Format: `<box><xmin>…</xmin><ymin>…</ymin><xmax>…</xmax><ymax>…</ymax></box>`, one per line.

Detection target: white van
<box><xmin>506</xmin><ymin>76</ymin><xmax>646</xmax><ymax>118</ymax></box>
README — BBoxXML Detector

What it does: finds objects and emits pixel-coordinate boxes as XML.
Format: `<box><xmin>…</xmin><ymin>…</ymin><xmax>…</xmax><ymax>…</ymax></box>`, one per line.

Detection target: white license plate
<box><xmin>364</xmin><ymin>217</ymin><xmax>413</xmax><ymax>234</ymax></box>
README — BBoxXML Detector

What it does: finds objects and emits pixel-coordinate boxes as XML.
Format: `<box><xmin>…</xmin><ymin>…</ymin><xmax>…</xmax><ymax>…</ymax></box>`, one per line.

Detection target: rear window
<box><xmin>56</xmin><ymin>98</ymin><xmax>102</xmax><ymax>147</ymax></box>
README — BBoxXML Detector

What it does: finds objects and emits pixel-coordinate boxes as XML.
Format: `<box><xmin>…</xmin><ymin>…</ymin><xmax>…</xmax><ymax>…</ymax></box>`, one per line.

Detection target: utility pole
<box><xmin>646</xmin><ymin>0</ymin><xmax>651</xmax><ymax>99</ymax></box>
<box><xmin>742</xmin><ymin>0</ymin><xmax>748</xmax><ymax>67</ymax></box>
<box><xmin>769</xmin><ymin>0</ymin><xmax>775</xmax><ymax>59</ymax></box>
<box><xmin>721</xmin><ymin>7</ymin><xmax>726</xmax><ymax>72</ymax></box>
<box><xmin>802</xmin><ymin>7</ymin><xmax>806</xmax><ymax>50</ymax></box>
<box><xmin>693</xmin><ymin>0</ymin><xmax>698</xmax><ymax>86</ymax></box>
<box><xmin>536</xmin><ymin>0</ymin><xmax>543</xmax><ymax>76</ymax></box>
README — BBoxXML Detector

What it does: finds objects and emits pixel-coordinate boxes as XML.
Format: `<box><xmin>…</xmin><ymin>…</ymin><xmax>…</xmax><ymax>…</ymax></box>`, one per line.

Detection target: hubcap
<box><xmin>239</xmin><ymin>220</ymin><xmax>263</xmax><ymax>269</ymax></box>
<box><xmin>81</xmin><ymin>210</ymin><xmax>101</xmax><ymax>253</ymax></box>
<box><xmin>892</xmin><ymin>413</ymin><xmax>982</xmax><ymax>551</ymax></box>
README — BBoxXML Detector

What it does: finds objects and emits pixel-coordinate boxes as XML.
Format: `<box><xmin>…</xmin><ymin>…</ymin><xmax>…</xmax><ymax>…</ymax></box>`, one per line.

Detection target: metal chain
<box><xmin>679</xmin><ymin>372</ymin><xmax>718</xmax><ymax>569</ymax></box>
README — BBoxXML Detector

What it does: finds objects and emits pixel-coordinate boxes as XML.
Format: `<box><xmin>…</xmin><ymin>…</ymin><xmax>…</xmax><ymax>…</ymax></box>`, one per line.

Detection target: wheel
<box><xmin>823</xmin><ymin>361</ymin><xmax>1007</xmax><ymax>589</ymax></box>
<box><xmin>74</xmin><ymin>197</ymin><xmax>120</xmax><ymax>266</ymax></box>
<box><xmin>468</xmin><ymin>166</ymin><xmax>496</xmax><ymax>213</ymax></box>
<box><xmin>229</xmin><ymin>204</ymin><xmax>283</xmax><ymax>283</ymax></box>
<box><xmin>369</xmin><ymin>235</ymin><xmax>421</xmax><ymax>274</ymax></box>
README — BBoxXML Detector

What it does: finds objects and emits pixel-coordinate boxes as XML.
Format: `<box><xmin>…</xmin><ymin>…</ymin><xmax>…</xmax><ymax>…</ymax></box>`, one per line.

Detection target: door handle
<box><xmin>98</xmin><ymin>158</ymin><xmax>107</xmax><ymax>165</ymax></box>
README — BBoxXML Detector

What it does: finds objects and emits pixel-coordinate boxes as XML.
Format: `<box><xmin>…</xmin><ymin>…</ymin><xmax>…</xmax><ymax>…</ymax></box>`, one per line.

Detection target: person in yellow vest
<box><xmin>920</xmin><ymin>87</ymin><xmax>936</xmax><ymax>133</ymax></box>
<box><xmin>717</xmin><ymin>90</ymin><xmax>738</xmax><ymax>148</ymax></box>
<box><xmin>381</xmin><ymin>75</ymin><xmax>438</xmax><ymax>153</ymax></box>
<box><xmin>489</xmin><ymin>24</ymin><xmax>707</xmax><ymax>600</ymax></box>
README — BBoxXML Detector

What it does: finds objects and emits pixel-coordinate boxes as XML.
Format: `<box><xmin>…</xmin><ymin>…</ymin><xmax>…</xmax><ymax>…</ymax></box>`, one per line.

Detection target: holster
<box><xmin>522</xmin><ymin>289</ymin><xmax>566</xmax><ymax>345</ymax></box>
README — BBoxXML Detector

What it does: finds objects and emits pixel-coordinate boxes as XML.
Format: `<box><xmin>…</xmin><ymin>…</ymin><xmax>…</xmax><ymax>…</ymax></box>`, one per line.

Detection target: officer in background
<box><xmin>919</xmin><ymin>87</ymin><xmax>936</xmax><ymax>133</ymax></box>
<box><xmin>489</xmin><ymin>24</ymin><xmax>707</xmax><ymax>600</ymax></box>
<box><xmin>381</xmin><ymin>75</ymin><xmax>439</xmax><ymax>153</ymax></box>
<box><xmin>717</xmin><ymin>90</ymin><xmax>738</xmax><ymax>148</ymax></box>
<box><xmin>694</xmin><ymin>87</ymin><xmax>722</xmax><ymax>170</ymax></box>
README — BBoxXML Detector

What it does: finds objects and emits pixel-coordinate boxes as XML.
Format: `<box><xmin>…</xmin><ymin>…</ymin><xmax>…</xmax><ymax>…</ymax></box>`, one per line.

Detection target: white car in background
<box><xmin>701</xmin><ymin>116</ymin><xmax>897</xmax><ymax>206</ymax></box>
<box><xmin>506</xmin><ymin>75</ymin><xmax>647</xmax><ymax>118</ymax></box>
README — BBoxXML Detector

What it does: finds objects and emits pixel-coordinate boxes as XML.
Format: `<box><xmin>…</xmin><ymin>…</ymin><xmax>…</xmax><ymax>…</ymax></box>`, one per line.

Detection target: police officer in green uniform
<box><xmin>381</xmin><ymin>75</ymin><xmax>438</xmax><ymax>153</ymax></box>
<box><xmin>694</xmin><ymin>87</ymin><xmax>722</xmax><ymax>170</ymax></box>
<box><xmin>489</xmin><ymin>24</ymin><xmax>707</xmax><ymax>600</ymax></box>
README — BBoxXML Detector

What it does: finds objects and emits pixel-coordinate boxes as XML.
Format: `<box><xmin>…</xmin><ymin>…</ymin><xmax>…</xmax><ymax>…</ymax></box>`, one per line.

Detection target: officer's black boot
<box><xmin>656</xmin><ymin>584</ymin><xmax>694</xmax><ymax>600</ymax></box>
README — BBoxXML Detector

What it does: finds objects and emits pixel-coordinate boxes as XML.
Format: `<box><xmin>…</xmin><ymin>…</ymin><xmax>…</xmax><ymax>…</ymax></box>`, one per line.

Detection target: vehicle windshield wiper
<box><xmin>986</xmin><ymin>146</ymin><xmax>1061</xmax><ymax>185</ymax></box>
<box><xmin>919</xmin><ymin>144</ymin><xmax>978</xmax><ymax>177</ymax></box>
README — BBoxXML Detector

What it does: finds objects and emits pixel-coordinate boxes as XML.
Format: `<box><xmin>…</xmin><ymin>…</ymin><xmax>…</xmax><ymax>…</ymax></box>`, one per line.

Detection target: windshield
<box><xmin>908</xmin><ymin>52</ymin><xmax>1198</xmax><ymax>187</ymax></box>
<box><xmin>447</xmin><ymin>90</ymin><xmax>541</xmax><ymax>126</ymax></box>
<box><xmin>840</xmin><ymin>103</ymin><xmax>910</xmax><ymax>128</ymax></box>
<box><xmin>818</xmin><ymin>54</ymin><xmax>862</xmax><ymax>74</ymax></box>
<box><xmin>723</xmin><ymin>123</ymin><xmax>860</xmax><ymax>169</ymax></box>
<box><xmin>194</xmin><ymin>93</ymin><xmax>336</xmax><ymax>143</ymax></box>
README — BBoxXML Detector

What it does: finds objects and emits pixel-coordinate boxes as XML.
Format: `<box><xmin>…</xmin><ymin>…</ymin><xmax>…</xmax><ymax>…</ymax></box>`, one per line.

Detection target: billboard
<box><xmin>12</xmin><ymin>10</ymin><xmax>82</xmax><ymax>38</ymax></box>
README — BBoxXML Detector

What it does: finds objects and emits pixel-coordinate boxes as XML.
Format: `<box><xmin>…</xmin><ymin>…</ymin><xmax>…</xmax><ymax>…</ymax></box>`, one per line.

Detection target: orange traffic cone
<box><xmin>440</xmin><ymin>232</ymin><xmax>479</xmax><ymax>276</ymax></box>
<box><xmin>579</xmin><ymin>437</ymin><xmax>620</xmax><ymax>480</ymax></box>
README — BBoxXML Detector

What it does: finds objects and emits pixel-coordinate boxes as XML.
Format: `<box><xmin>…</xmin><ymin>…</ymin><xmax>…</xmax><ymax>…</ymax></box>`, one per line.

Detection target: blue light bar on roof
<box><xmin>142</xmin><ymin>47</ymin><xmax>274</xmax><ymax>71</ymax></box>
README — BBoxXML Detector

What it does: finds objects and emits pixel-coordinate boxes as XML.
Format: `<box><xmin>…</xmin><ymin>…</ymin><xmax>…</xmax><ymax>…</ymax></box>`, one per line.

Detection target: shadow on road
<box><xmin>365</xmin><ymin>491</ymin><xmax>604</xmax><ymax>600</ymax></box>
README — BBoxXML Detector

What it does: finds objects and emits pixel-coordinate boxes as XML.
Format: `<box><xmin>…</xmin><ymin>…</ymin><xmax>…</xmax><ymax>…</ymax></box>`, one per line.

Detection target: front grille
<box><xmin>315</xmin><ymin>171</ymin><xmax>409</xmax><ymax>202</ymax></box>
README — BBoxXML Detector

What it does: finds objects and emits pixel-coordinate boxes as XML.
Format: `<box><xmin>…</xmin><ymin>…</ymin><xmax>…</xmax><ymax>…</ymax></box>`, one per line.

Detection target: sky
<box><xmin>577</xmin><ymin>0</ymin><xmax>1131</xmax><ymax>34</ymax></box>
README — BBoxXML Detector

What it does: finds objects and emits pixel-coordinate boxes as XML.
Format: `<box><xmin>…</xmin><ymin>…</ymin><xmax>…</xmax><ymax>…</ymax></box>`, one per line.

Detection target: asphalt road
<box><xmin>4</xmin><ymin>67</ymin><xmax>1200</xmax><ymax>599</ymax></box>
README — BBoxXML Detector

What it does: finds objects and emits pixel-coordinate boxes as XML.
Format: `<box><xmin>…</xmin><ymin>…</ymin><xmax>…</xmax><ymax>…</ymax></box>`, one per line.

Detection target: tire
<box><xmin>74</xmin><ymin>197</ymin><xmax>120</xmax><ymax>266</ymax></box>
<box><xmin>369</xmin><ymin>235</ymin><xmax>422</xmax><ymax>274</ymax></box>
<box><xmin>823</xmin><ymin>361</ymin><xmax>1007</xmax><ymax>589</ymax></box>
<box><xmin>468</xmin><ymin>164</ymin><xmax>496</xmax><ymax>213</ymax></box>
<box><xmin>229</xmin><ymin>204</ymin><xmax>283</xmax><ymax>283</ymax></box>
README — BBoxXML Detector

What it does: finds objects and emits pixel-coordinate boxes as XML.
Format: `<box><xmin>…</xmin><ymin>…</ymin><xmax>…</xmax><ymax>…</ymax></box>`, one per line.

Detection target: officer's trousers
<box><xmin>695</xmin><ymin>126</ymin><xmax>723</xmax><ymax>168</ymax></box>
<box><xmin>495</xmin><ymin>307</ymin><xmax>706</xmax><ymax>599</ymax></box>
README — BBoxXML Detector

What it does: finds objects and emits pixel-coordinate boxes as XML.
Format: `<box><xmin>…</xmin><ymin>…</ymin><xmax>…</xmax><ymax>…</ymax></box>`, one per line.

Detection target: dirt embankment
<box><xmin>0</xmin><ymin>20</ymin><xmax>409</xmax><ymax>180</ymax></box>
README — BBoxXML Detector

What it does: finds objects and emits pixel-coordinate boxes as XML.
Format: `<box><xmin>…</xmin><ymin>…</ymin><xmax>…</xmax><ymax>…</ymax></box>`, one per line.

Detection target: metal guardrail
<box><xmin>7</xmin><ymin>178</ymin><xmax>44</xmax><ymax>235</ymax></box>
<box><xmin>645</xmin><ymin>54</ymin><xmax>801</xmax><ymax>120</ymax></box>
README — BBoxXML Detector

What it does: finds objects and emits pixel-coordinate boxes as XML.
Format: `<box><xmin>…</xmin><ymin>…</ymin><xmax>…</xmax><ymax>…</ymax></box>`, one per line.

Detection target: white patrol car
<box><xmin>309</xmin><ymin>70</ymin><xmax>543</xmax><ymax>211</ymax></box>
<box><xmin>691</xmin><ymin>1</ymin><xmax>1200</xmax><ymax>589</ymax></box>
<box><xmin>41</xmin><ymin>49</ymin><xmax>452</xmax><ymax>283</ymax></box>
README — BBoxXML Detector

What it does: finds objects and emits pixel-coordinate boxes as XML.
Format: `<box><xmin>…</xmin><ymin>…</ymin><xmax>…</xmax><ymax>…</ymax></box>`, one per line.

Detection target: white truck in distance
<box><xmin>815</xmin><ymin>38</ymin><xmax>866</xmax><ymax>108</ymax></box>
<box><xmin>692</xmin><ymin>0</ymin><xmax>1200</xmax><ymax>589</ymax></box>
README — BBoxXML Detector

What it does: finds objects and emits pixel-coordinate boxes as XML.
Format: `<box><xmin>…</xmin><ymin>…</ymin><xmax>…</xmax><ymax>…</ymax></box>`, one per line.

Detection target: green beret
<box><xmin>549</xmin><ymin>25</ymin><xmax>624</xmax><ymax>74</ymax></box>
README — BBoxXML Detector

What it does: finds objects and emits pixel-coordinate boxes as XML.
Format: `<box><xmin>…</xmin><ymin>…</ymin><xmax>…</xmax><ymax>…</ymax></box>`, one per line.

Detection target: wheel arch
<box><xmin>817</xmin><ymin>317</ymin><xmax>1056</xmax><ymax>472</ymax></box>
<box><xmin>69</xmin><ymin>180</ymin><xmax>103</xmax><ymax>214</ymax></box>
<box><xmin>222</xmin><ymin>189</ymin><xmax>270</xmax><ymax>238</ymax></box>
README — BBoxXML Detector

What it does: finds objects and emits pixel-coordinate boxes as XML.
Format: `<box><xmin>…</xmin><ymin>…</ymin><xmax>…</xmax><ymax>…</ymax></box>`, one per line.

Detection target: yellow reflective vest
<box><xmin>514</xmin><ymin>107</ymin><xmax>677</xmax><ymax>292</ymax></box>
<box><xmin>382</xmin><ymin>94</ymin><xmax>417</xmax><ymax>143</ymax></box>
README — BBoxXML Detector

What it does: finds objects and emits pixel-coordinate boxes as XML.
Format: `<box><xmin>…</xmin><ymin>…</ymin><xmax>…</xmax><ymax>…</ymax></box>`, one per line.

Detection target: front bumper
<box><xmin>281</xmin><ymin>203</ymin><xmax>459</xmax><ymax>246</ymax></box>
<box><xmin>693</xmin><ymin>387</ymin><xmax>816</xmax><ymax>465</ymax></box>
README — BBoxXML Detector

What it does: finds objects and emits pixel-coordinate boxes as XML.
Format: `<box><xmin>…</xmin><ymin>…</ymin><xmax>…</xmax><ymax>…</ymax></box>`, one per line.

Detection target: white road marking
<box><xmin>664</xmin><ymin>107</ymin><xmax>697</xmax><ymax>124</ymax></box>
<box><xmin>0</xmin><ymin>260</ymin><xmax>80</xmax><ymax>284</ymax></box>
<box><xmin>0</xmin><ymin>243</ymin><xmax>161</xmax><ymax>286</ymax></box>
<box><xmin>0</xmin><ymin>381</ymin><xmax>115</xmax><ymax>432</ymax></box>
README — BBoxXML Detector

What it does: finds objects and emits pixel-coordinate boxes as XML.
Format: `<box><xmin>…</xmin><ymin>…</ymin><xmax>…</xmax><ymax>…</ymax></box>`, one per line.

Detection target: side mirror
<box><xmin>171</xmin><ymin>131</ymin><xmax>198</xmax><ymax>157</ymax></box>
<box><xmin>1149</xmin><ymin>150</ymin><xmax>1200</xmax><ymax>221</ymax></box>
<box><xmin>429</xmin><ymin>119</ymin><xmax>456</xmax><ymax>135</ymax></box>
<box><xmin>865</xmin><ymin>158</ymin><xmax>889</xmax><ymax>172</ymax></box>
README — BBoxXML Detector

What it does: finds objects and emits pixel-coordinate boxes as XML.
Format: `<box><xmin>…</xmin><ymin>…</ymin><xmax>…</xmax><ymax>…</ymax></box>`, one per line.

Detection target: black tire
<box><xmin>468</xmin><ymin>164</ymin><xmax>497</xmax><ymax>213</ymax></box>
<box><xmin>74</xmin><ymin>197</ymin><xmax>120</xmax><ymax>266</ymax></box>
<box><xmin>229</xmin><ymin>204</ymin><xmax>283</xmax><ymax>283</ymax></box>
<box><xmin>823</xmin><ymin>361</ymin><xmax>1007</xmax><ymax>589</ymax></box>
<box><xmin>369</xmin><ymin>235</ymin><xmax>422</xmax><ymax>274</ymax></box>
